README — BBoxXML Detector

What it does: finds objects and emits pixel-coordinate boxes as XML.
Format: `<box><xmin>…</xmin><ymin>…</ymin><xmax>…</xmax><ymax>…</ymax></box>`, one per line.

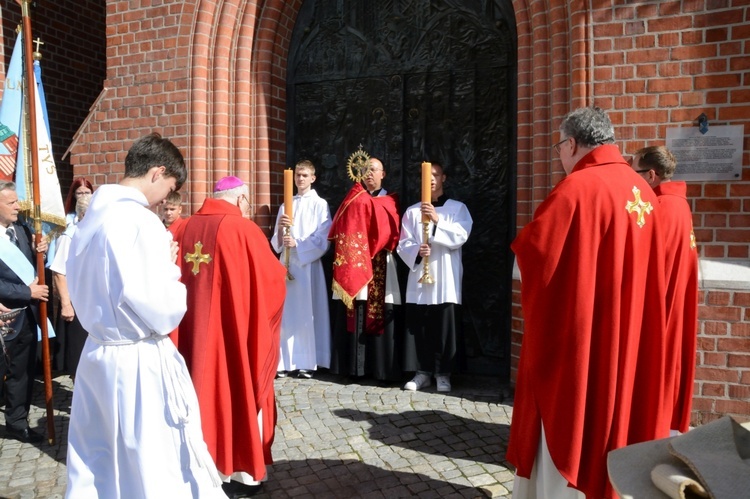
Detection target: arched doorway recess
<box><xmin>288</xmin><ymin>0</ymin><xmax>517</xmax><ymax>377</ymax></box>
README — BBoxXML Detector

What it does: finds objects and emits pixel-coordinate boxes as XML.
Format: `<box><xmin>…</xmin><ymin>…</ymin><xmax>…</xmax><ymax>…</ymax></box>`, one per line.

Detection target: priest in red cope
<box><xmin>508</xmin><ymin>107</ymin><xmax>670</xmax><ymax>499</ymax></box>
<box><xmin>631</xmin><ymin>145</ymin><xmax>699</xmax><ymax>435</ymax></box>
<box><xmin>173</xmin><ymin>176</ymin><xmax>286</xmax><ymax>498</ymax></box>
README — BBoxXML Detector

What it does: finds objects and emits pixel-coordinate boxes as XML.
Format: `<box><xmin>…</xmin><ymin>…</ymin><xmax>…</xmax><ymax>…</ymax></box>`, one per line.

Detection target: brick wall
<box><xmin>1</xmin><ymin>2</ymin><xmax>106</xmax><ymax>193</ymax></box>
<box><xmin>64</xmin><ymin>0</ymin><xmax>297</xmax><ymax>234</ymax></box>
<box><xmin>68</xmin><ymin>0</ymin><xmax>193</xmax><ymax>189</ymax></box>
<box><xmin>694</xmin><ymin>289</ymin><xmax>750</xmax><ymax>424</ymax></box>
<box><xmin>510</xmin><ymin>0</ymin><xmax>750</xmax><ymax>423</ymax></box>
<box><xmin>592</xmin><ymin>0</ymin><xmax>750</xmax><ymax>260</ymax></box>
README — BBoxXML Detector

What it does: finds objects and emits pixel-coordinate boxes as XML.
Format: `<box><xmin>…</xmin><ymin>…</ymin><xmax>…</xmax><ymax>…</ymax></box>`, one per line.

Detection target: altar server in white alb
<box><xmin>65</xmin><ymin>133</ymin><xmax>225</xmax><ymax>498</ymax></box>
<box><xmin>272</xmin><ymin>160</ymin><xmax>332</xmax><ymax>379</ymax></box>
<box><xmin>397</xmin><ymin>162</ymin><xmax>472</xmax><ymax>393</ymax></box>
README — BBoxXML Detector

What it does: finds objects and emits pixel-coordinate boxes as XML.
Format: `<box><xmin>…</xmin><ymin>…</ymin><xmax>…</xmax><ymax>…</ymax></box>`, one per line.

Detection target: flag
<box><xmin>0</xmin><ymin>31</ymin><xmax>23</xmax><ymax>181</ymax></box>
<box><xmin>15</xmin><ymin>51</ymin><xmax>66</xmax><ymax>232</ymax></box>
<box><xmin>0</xmin><ymin>30</ymin><xmax>66</xmax><ymax>259</ymax></box>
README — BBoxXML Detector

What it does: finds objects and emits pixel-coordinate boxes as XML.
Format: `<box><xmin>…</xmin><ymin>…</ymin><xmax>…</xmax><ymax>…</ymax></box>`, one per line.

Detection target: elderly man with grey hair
<box><xmin>0</xmin><ymin>180</ymin><xmax>49</xmax><ymax>444</ymax></box>
<box><xmin>507</xmin><ymin>107</ymin><xmax>670</xmax><ymax>498</ymax></box>
<box><xmin>173</xmin><ymin>176</ymin><xmax>287</xmax><ymax>498</ymax></box>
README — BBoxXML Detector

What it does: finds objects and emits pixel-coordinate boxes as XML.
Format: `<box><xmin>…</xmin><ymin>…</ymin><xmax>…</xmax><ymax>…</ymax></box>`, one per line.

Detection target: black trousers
<box><xmin>1</xmin><ymin>314</ymin><xmax>37</xmax><ymax>430</ymax></box>
<box><xmin>402</xmin><ymin>303</ymin><xmax>458</xmax><ymax>376</ymax></box>
<box><xmin>329</xmin><ymin>300</ymin><xmax>402</xmax><ymax>381</ymax></box>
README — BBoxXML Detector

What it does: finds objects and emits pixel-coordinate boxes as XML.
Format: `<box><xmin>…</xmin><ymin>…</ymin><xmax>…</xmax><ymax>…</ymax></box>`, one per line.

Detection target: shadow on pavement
<box><xmin>332</xmin><ymin>408</ymin><xmax>509</xmax><ymax>467</ymax></box>
<box><xmin>255</xmin><ymin>457</ymin><xmax>493</xmax><ymax>498</ymax></box>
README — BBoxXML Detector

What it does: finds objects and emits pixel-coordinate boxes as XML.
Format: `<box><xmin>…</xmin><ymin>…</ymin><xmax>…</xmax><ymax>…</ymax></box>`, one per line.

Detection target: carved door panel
<box><xmin>293</xmin><ymin>76</ymin><xmax>404</xmax><ymax>210</ymax></box>
<box><xmin>402</xmin><ymin>69</ymin><xmax>513</xmax><ymax>376</ymax></box>
<box><xmin>288</xmin><ymin>0</ymin><xmax>516</xmax><ymax>379</ymax></box>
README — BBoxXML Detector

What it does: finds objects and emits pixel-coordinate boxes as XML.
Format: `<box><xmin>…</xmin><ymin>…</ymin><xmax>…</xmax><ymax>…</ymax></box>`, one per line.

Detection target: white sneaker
<box><xmin>436</xmin><ymin>375</ymin><xmax>451</xmax><ymax>392</ymax></box>
<box><xmin>404</xmin><ymin>373</ymin><xmax>431</xmax><ymax>391</ymax></box>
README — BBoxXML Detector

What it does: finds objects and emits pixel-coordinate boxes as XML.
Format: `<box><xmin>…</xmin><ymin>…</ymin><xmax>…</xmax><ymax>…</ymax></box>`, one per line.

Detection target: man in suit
<box><xmin>0</xmin><ymin>180</ymin><xmax>49</xmax><ymax>443</ymax></box>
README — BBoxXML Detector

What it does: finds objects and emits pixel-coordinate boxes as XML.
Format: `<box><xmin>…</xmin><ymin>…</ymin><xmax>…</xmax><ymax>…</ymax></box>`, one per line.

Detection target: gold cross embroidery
<box><xmin>184</xmin><ymin>241</ymin><xmax>212</xmax><ymax>275</ymax></box>
<box><xmin>690</xmin><ymin>229</ymin><xmax>697</xmax><ymax>250</ymax></box>
<box><xmin>625</xmin><ymin>186</ymin><xmax>653</xmax><ymax>228</ymax></box>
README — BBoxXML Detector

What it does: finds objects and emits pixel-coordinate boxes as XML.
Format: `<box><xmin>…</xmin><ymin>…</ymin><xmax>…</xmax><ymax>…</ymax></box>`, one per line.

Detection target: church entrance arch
<box><xmin>287</xmin><ymin>0</ymin><xmax>517</xmax><ymax>378</ymax></box>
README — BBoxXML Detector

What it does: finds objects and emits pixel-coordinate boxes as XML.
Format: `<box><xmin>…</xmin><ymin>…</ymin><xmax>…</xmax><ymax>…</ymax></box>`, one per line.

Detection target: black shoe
<box><xmin>276</xmin><ymin>371</ymin><xmax>288</xmax><ymax>379</ymax></box>
<box><xmin>297</xmin><ymin>370</ymin><xmax>313</xmax><ymax>379</ymax></box>
<box><xmin>221</xmin><ymin>480</ymin><xmax>263</xmax><ymax>498</ymax></box>
<box><xmin>5</xmin><ymin>426</ymin><xmax>44</xmax><ymax>444</ymax></box>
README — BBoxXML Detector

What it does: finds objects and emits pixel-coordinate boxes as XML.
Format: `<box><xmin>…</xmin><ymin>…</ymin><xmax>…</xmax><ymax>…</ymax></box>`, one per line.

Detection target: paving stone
<box><xmin>1</xmin><ymin>372</ymin><xmax>514</xmax><ymax>498</ymax></box>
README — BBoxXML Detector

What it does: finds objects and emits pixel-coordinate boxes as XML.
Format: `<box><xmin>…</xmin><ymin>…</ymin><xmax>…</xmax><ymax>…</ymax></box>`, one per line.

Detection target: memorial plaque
<box><xmin>666</xmin><ymin>125</ymin><xmax>744</xmax><ymax>181</ymax></box>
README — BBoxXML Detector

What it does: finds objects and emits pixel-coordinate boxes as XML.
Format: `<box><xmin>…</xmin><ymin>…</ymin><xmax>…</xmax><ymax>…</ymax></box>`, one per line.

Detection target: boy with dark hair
<box><xmin>65</xmin><ymin>133</ymin><xmax>224</xmax><ymax>498</ymax></box>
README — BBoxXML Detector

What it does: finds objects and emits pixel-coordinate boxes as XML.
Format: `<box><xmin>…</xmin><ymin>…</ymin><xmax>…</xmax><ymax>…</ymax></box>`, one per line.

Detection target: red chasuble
<box><xmin>172</xmin><ymin>198</ymin><xmax>286</xmax><ymax>480</ymax></box>
<box><xmin>507</xmin><ymin>145</ymin><xmax>670</xmax><ymax>498</ymax></box>
<box><xmin>655</xmin><ymin>181</ymin><xmax>698</xmax><ymax>433</ymax></box>
<box><xmin>166</xmin><ymin>214</ymin><xmax>188</xmax><ymax>241</ymax></box>
<box><xmin>328</xmin><ymin>183</ymin><xmax>399</xmax><ymax>333</ymax></box>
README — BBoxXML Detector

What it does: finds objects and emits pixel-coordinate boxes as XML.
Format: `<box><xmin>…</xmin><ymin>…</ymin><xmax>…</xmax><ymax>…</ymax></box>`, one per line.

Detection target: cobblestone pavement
<box><xmin>1</xmin><ymin>372</ymin><xmax>515</xmax><ymax>498</ymax></box>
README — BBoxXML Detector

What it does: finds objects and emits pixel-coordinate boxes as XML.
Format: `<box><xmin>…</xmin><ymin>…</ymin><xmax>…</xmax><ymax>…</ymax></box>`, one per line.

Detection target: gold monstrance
<box><xmin>346</xmin><ymin>144</ymin><xmax>371</xmax><ymax>183</ymax></box>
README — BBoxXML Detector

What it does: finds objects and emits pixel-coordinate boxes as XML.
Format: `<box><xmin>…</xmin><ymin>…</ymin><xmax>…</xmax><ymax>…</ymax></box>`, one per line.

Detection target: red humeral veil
<box><xmin>328</xmin><ymin>183</ymin><xmax>399</xmax><ymax>309</ymax></box>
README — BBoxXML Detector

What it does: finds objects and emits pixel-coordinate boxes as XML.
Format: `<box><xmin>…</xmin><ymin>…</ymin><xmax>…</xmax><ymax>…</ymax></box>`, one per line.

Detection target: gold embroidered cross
<box><xmin>690</xmin><ymin>229</ymin><xmax>696</xmax><ymax>250</ymax></box>
<box><xmin>625</xmin><ymin>186</ymin><xmax>653</xmax><ymax>228</ymax></box>
<box><xmin>184</xmin><ymin>241</ymin><xmax>212</xmax><ymax>275</ymax></box>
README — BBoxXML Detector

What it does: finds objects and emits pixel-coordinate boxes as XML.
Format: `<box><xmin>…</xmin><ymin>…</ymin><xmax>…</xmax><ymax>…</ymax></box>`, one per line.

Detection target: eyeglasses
<box><xmin>553</xmin><ymin>138</ymin><xmax>568</xmax><ymax>154</ymax></box>
<box><xmin>634</xmin><ymin>169</ymin><xmax>651</xmax><ymax>174</ymax></box>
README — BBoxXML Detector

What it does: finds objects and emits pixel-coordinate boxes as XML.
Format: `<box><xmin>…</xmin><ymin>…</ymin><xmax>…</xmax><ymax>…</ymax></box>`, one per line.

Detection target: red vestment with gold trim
<box><xmin>173</xmin><ymin>198</ymin><xmax>286</xmax><ymax>480</ymax></box>
<box><xmin>508</xmin><ymin>145</ymin><xmax>670</xmax><ymax>498</ymax></box>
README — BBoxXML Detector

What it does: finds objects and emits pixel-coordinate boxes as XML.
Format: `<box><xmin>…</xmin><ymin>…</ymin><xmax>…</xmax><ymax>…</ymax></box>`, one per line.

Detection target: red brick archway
<box><xmin>70</xmin><ymin>0</ymin><xmax>581</xmax><ymax>233</ymax></box>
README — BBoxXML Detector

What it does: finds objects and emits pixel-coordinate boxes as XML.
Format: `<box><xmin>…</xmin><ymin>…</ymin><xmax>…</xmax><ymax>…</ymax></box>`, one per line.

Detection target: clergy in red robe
<box><xmin>167</xmin><ymin>213</ymin><xmax>188</xmax><ymax>239</ymax></box>
<box><xmin>328</xmin><ymin>159</ymin><xmax>402</xmax><ymax>381</ymax></box>
<box><xmin>173</xmin><ymin>176</ymin><xmax>286</xmax><ymax>496</ymax></box>
<box><xmin>632</xmin><ymin>146</ymin><xmax>699</xmax><ymax>434</ymax></box>
<box><xmin>508</xmin><ymin>107</ymin><xmax>670</xmax><ymax>499</ymax></box>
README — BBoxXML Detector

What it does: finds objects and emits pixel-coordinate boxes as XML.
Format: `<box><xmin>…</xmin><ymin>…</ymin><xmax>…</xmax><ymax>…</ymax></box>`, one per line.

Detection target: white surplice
<box><xmin>271</xmin><ymin>189</ymin><xmax>332</xmax><ymax>371</ymax></box>
<box><xmin>397</xmin><ymin>199</ymin><xmax>472</xmax><ymax>305</ymax></box>
<box><xmin>65</xmin><ymin>185</ymin><xmax>225</xmax><ymax>498</ymax></box>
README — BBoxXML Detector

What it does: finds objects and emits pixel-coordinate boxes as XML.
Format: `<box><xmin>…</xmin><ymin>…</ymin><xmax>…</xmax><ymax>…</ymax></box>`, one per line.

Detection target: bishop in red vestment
<box><xmin>631</xmin><ymin>146</ymin><xmax>699</xmax><ymax>434</ymax></box>
<box><xmin>173</xmin><ymin>177</ymin><xmax>286</xmax><ymax>487</ymax></box>
<box><xmin>508</xmin><ymin>108</ymin><xmax>670</xmax><ymax>499</ymax></box>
